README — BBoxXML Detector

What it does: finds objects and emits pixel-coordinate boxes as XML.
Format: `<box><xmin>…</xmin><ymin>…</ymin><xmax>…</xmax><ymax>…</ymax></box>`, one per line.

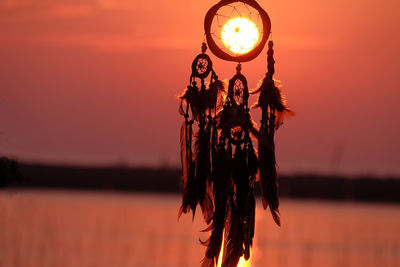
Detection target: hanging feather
<box><xmin>201</xmin><ymin>139</ymin><xmax>232</xmax><ymax>267</ymax></box>
<box><xmin>211</xmin><ymin>117</ymin><xmax>219</xmax><ymax>170</ymax></box>
<box><xmin>243</xmin><ymin>190</ymin><xmax>255</xmax><ymax>261</ymax></box>
<box><xmin>221</xmin><ymin>139</ymin><xmax>250</xmax><ymax>266</ymax></box>
<box><xmin>251</xmin><ymin>40</ymin><xmax>293</xmax><ymax>226</ymax></box>
<box><xmin>197</xmin><ymin>76</ymin><xmax>227</xmax><ymax>224</ymax></box>
<box><xmin>232</xmin><ymin>145</ymin><xmax>248</xmax><ymax>213</ymax></box>
<box><xmin>203</xmin><ymin>180</ymin><xmax>214</xmax><ymax>224</ymax></box>
<box><xmin>246</xmin><ymin>140</ymin><xmax>258</xmax><ymax>178</ymax></box>
<box><xmin>195</xmin><ymin>112</ymin><xmax>213</xmax><ymax>223</ymax></box>
<box><xmin>258</xmin><ymin>130</ymin><xmax>281</xmax><ymax>226</ymax></box>
<box><xmin>222</xmin><ymin>198</ymin><xmax>243</xmax><ymax>267</ymax></box>
<box><xmin>180</xmin><ymin>83</ymin><xmax>201</xmax><ymax>121</ymax></box>
<box><xmin>197</xmin><ymin>74</ymin><xmax>226</xmax><ymax>224</ymax></box>
<box><xmin>178</xmin><ymin>119</ymin><xmax>197</xmax><ymax>218</ymax></box>
<box><xmin>207</xmin><ymin>75</ymin><xmax>225</xmax><ymax>111</ymax></box>
<box><xmin>256</xmin><ymin>92</ymin><xmax>281</xmax><ymax>225</ymax></box>
<box><xmin>251</xmin><ymin>41</ymin><xmax>293</xmax><ymax>128</ymax></box>
<box><xmin>243</xmin><ymin>139</ymin><xmax>257</xmax><ymax>260</ymax></box>
<box><xmin>251</xmin><ymin>77</ymin><xmax>292</xmax><ymax>128</ymax></box>
<box><xmin>179</xmin><ymin>43</ymin><xmax>224</xmax><ymax>223</ymax></box>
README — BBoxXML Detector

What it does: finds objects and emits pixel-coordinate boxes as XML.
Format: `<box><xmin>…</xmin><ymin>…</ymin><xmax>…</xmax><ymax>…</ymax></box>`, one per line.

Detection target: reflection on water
<box><xmin>237</xmin><ymin>256</ymin><xmax>251</xmax><ymax>267</ymax></box>
<box><xmin>0</xmin><ymin>190</ymin><xmax>399</xmax><ymax>267</ymax></box>
<box><xmin>216</xmin><ymin>236</ymin><xmax>251</xmax><ymax>267</ymax></box>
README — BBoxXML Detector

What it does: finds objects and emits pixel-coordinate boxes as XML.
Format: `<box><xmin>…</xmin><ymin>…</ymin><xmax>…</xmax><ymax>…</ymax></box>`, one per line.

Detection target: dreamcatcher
<box><xmin>178</xmin><ymin>1</ymin><xmax>292</xmax><ymax>266</ymax></box>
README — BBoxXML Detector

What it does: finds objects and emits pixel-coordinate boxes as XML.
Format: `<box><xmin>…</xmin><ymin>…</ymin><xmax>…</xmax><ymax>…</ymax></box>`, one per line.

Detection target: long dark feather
<box><xmin>221</xmin><ymin>146</ymin><xmax>249</xmax><ymax>267</ymax></box>
<box><xmin>202</xmin><ymin>180</ymin><xmax>214</xmax><ymax>224</ymax></box>
<box><xmin>243</xmin><ymin>191</ymin><xmax>255</xmax><ymax>260</ymax></box>
<box><xmin>195</xmin><ymin>120</ymin><xmax>213</xmax><ymax>223</ymax></box>
<box><xmin>180</xmin><ymin>84</ymin><xmax>201</xmax><ymax>121</ymax></box>
<box><xmin>207</xmin><ymin>79</ymin><xmax>225</xmax><ymax>111</ymax></box>
<box><xmin>202</xmin><ymin>141</ymin><xmax>232</xmax><ymax>267</ymax></box>
<box><xmin>232</xmin><ymin>145</ymin><xmax>248</xmax><ymax>213</ymax></box>
<box><xmin>247</xmin><ymin>141</ymin><xmax>258</xmax><ymax>178</ymax></box>
<box><xmin>251</xmin><ymin>74</ymin><xmax>293</xmax><ymax>226</ymax></box>
<box><xmin>222</xmin><ymin>201</ymin><xmax>243</xmax><ymax>267</ymax></box>
<box><xmin>178</xmin><ymin>121</ymin><xmax>197</xmax><ymax>219</ymax></box>
<box><xmin>243</xmin><ymin>140</ymin><xmax>257</xmax><ymax>260</ymax></box>
<box><xmin>258</xmin><ymin>134</ymin><xmax>281</xmax><ymax>226</ymax></box>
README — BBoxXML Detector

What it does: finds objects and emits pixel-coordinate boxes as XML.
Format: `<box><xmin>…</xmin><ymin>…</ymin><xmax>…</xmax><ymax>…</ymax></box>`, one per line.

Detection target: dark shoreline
<box><xmin>4</xmin><ymin>162</ymin><xmax>399</xmax><ymax>203</ymax></box>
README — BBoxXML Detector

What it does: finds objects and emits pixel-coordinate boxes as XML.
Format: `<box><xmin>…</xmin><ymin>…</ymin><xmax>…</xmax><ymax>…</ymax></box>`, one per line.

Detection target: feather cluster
<box><xmin>178</xmin><ymin>42</ymin><xmax>293</xmax><ymax>267</ymax></box>
<box><xmin>250</xmin><ymin>41</ymin><xmax>294</xmax><ymax>226</ymax></box>
<box><xmin>178</xmin><ymin>76</ymin><xmax>225</xmax><ymax>220</ymax></box>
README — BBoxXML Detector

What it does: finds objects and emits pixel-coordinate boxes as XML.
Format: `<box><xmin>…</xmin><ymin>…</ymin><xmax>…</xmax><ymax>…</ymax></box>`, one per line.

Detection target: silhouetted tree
<box><xmin>0</xmin><ymin>157</ymin><xmax>20</xmax><ymax>187</ymax></box>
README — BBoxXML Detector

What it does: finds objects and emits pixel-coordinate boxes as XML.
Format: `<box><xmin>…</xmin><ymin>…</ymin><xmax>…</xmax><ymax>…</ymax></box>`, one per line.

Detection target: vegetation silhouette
<box><xmin>7</xmin><ymin>162</ymin><xmax>399</xmax><ymax>203</ymax></box>
<box><xmin>0</xmin><ymin>157</ymin><xmax>20</xmax><ymax>188</ymax></box>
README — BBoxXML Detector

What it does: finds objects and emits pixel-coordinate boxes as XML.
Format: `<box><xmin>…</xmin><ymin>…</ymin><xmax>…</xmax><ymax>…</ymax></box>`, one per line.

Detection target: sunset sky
<box><xmin>0</xmin><ymin>0</ymin><xmax>399</xmax><ymax>175</ymax></box>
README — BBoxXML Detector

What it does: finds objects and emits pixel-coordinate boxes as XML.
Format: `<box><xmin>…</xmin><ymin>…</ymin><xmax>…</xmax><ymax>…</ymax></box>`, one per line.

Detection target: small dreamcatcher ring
<box><xmin>204</xmin><ymin>0</ymin><xmax>271</xmax><ymax>62</ymax></box>
<box><xmin>228</xmin><ymin>125</ymin><xmax>247</xmax><ymax>145</ymax></box>
<box><xmin>228</xmin><ymin>73</ymin><xmax>249</xmax><ymax>108</ymax></box>
<box><xmin>191</xmin><ymin>53</ymin><xmax>213</xmax><ymax>79</ymax></box>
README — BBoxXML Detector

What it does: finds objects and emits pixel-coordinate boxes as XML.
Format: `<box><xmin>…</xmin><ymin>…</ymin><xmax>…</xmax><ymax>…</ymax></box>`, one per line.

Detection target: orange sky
<box><xmin>0</xmin><ymin>0</ymin><xmax>399</xmax><ymax>175</ymax></box>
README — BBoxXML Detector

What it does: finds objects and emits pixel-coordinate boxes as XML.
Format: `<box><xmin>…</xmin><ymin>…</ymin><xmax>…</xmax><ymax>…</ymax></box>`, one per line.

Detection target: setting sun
<box><xmin>221</xmin><ymin>17</ymin><xmax>259</xmax><ymax>54</ymax></box>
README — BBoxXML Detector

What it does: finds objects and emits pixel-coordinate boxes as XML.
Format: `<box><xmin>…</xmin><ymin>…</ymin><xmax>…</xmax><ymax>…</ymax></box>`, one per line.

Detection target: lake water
<box><xmin>0</xmin><ymin>190</ymin><xmax>399</xmax><ymax>267</ymax></box>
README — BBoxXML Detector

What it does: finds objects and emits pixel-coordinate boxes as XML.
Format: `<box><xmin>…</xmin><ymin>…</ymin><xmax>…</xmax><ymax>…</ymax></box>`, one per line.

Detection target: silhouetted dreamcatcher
<box><xmin>178</xmin><ymin>1</ymin><xmax>293</xmax><ymax>266</ymax></box>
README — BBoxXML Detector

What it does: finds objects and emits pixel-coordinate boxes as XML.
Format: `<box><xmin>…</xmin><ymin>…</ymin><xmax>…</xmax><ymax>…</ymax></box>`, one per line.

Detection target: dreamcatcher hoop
<box><xmin>204</xmin><ymin>0</ymin><xmax>271</xmax><ymax>62</ymax></box>
<box><xmin>191</xmin><ymin>53</ymin><xmax>213</xmax><ymax>79</ymax></box>
<box><xmin>227</xmin><ymin>73</ymin><xmax>249</xmax><ymax>108</ymax></box>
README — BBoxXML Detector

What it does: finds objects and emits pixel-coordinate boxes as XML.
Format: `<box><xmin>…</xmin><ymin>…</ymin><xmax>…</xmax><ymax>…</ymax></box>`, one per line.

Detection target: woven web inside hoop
<box><xmin>210</xmin><ymin>2</ymin><xmax>264</xmax><ymax>58</ymax></box>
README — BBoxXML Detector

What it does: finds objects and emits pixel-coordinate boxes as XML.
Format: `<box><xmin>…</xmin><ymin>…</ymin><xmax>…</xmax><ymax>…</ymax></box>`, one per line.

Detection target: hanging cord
<box><xmin>236</xmin><ymin>62</ymin><xmax>242</xmax><ymax>74</ymax></box>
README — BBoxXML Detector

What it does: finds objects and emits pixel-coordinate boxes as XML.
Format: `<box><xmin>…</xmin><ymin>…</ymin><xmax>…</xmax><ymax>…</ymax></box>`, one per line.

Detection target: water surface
<box><xmin>0</xmin><ymin>190</ymin><xmax>399</xmax><ymax>267</ymax></box>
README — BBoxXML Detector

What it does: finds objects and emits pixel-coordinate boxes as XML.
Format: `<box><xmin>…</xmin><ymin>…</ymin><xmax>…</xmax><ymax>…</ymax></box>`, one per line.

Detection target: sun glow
<box><xmin>216</xmin><ymin>254</ymin><xmax>251</xmax><ymax>267</ymax></box>
<box><xmin>237</xmin><ymin>257</ymin><xmax>252</xmax><ymax>267</ymax></box>
<box><xmin>221</xmin><ymin>17</ymin><xmax>259</xmax><ymax>54</ymax></box>
<box><xmin>216</xmin><ymin>235</ymin><xmax>252</xmax><ymax>267</ymax></box>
